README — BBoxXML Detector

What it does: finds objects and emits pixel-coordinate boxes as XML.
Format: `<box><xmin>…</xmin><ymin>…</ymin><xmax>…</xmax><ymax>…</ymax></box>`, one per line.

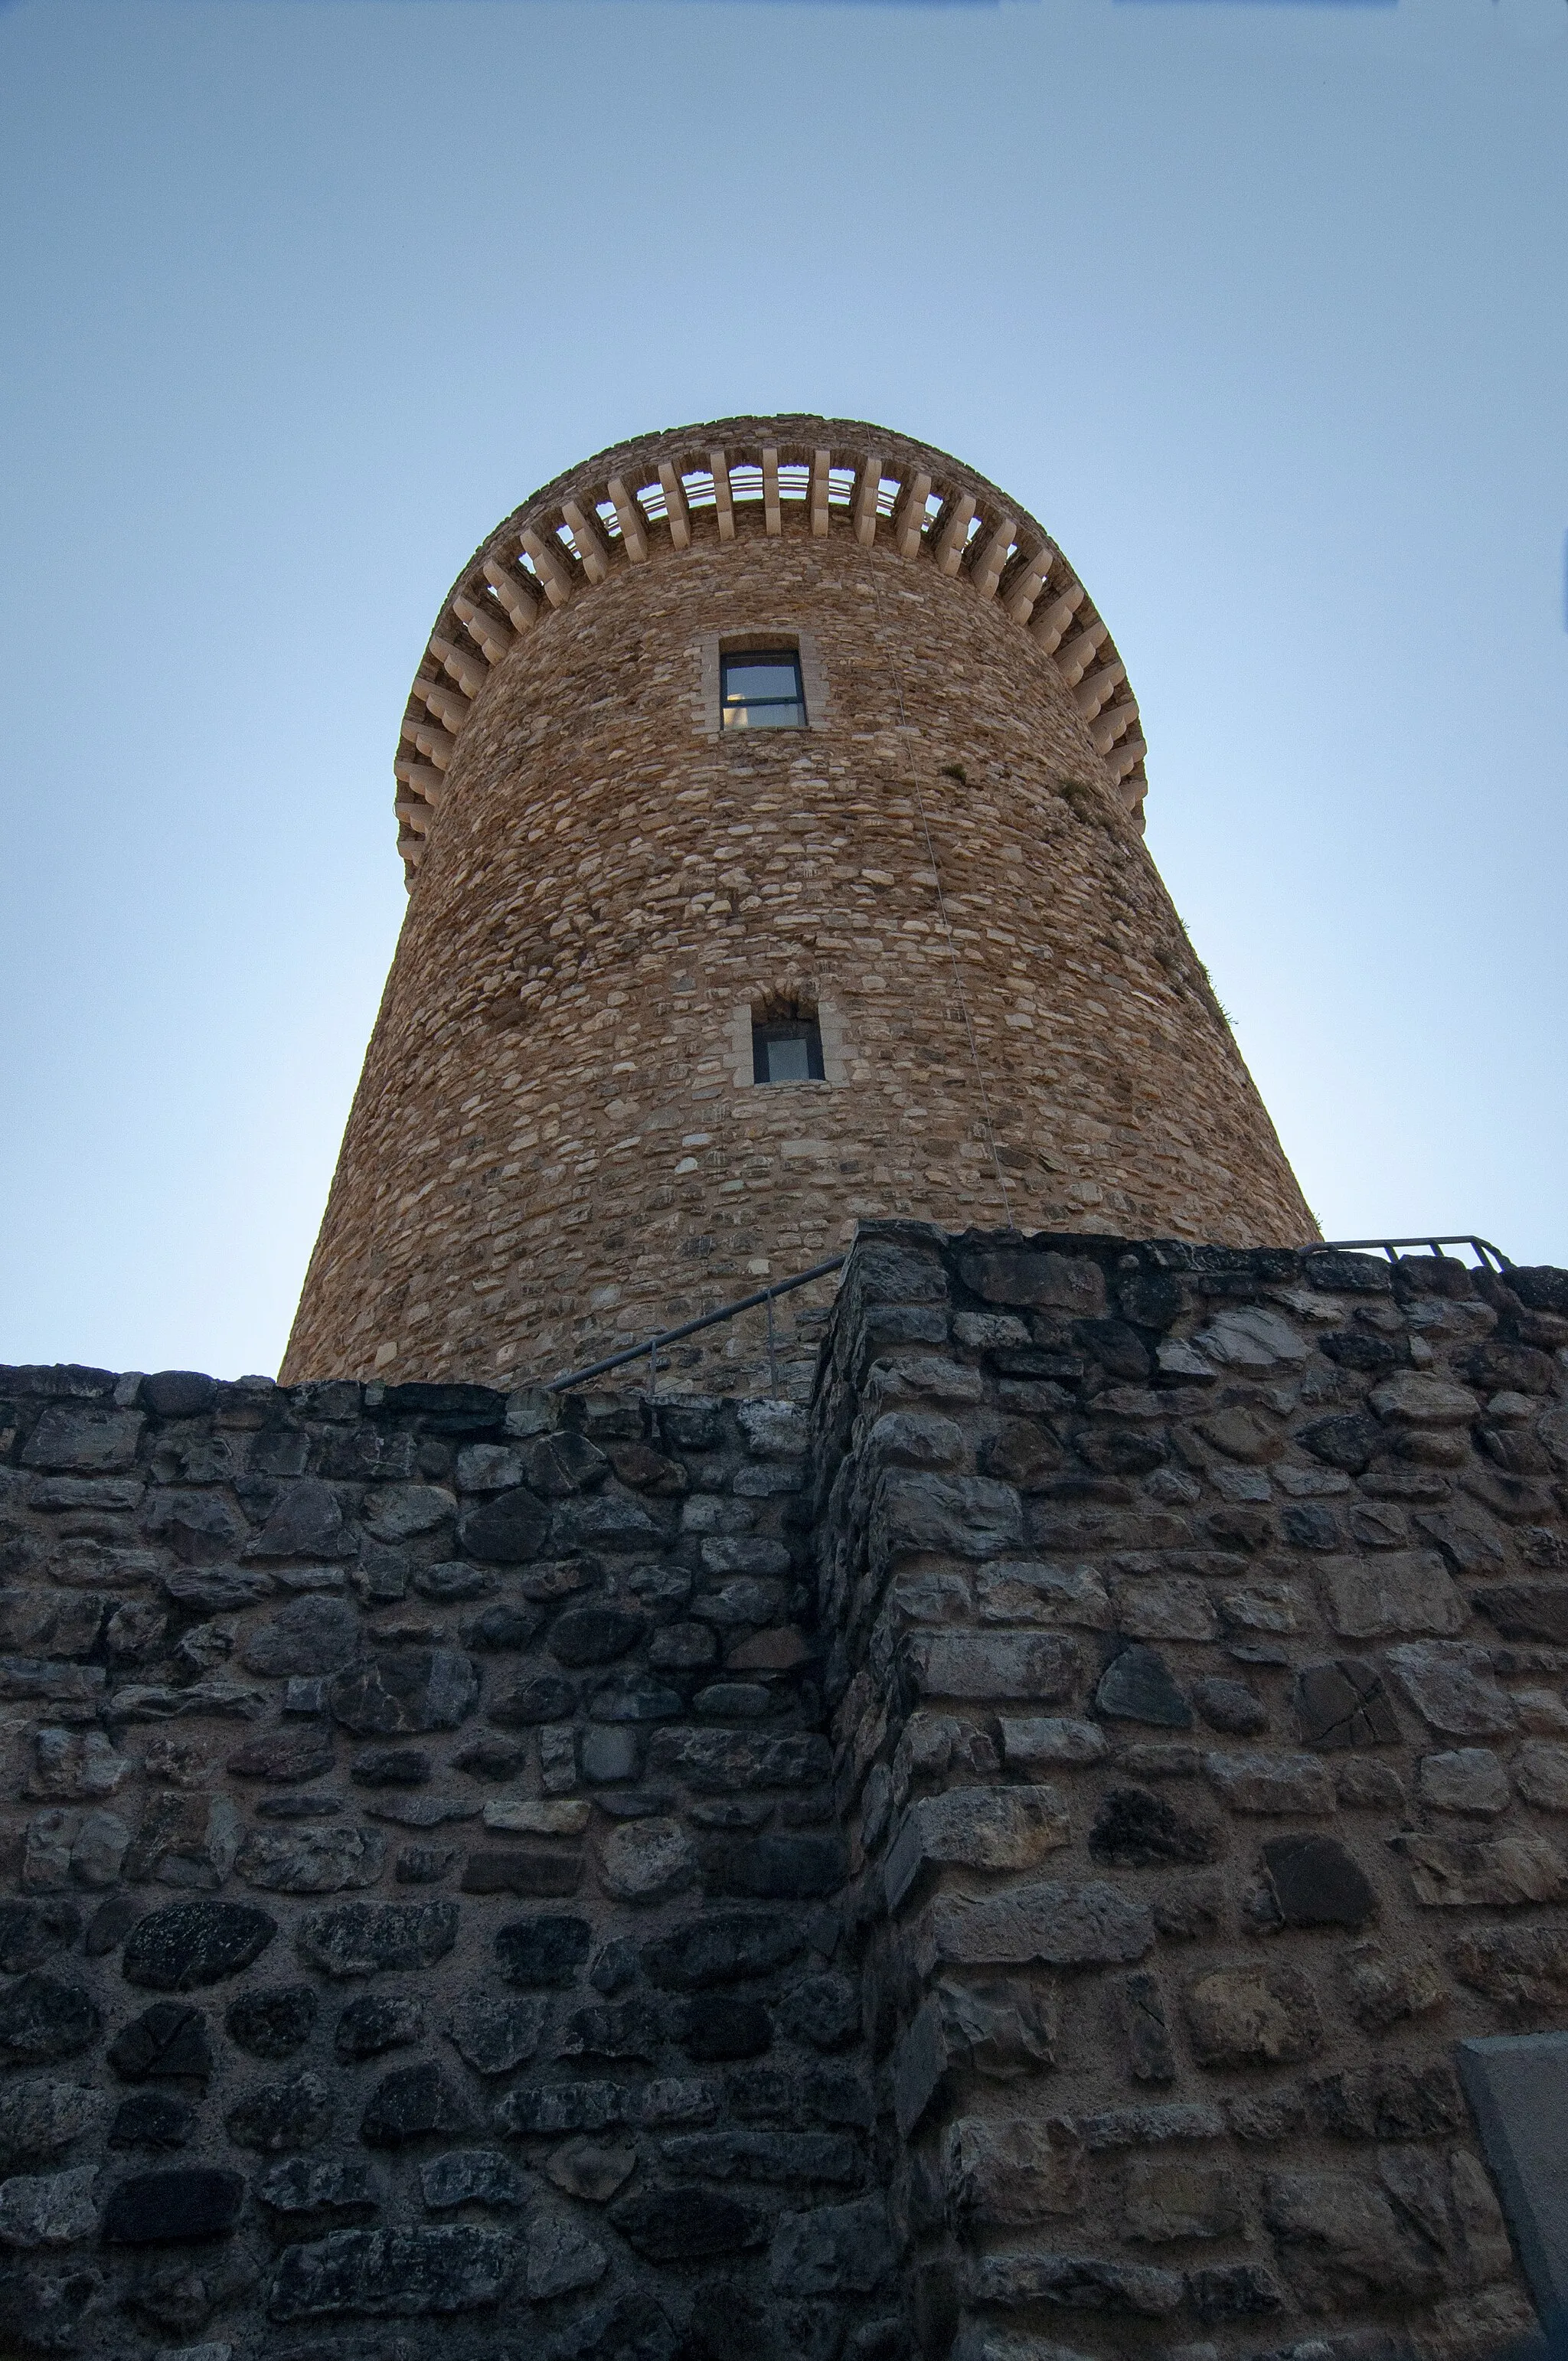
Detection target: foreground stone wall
<box><xmin>0</xmin><ymin>1360</ymin><xmax>880</xmax><ymax>2361</ymax></box>
<box><xmin>2</xmin><ymin>1228</ymin><xmax>1567</xmax><ymax>2361</ymax></box>
<box><xmin>815</xmin><ymin>1228</ymin><xmax>1568</xmax><ymax>2361</ymax></box>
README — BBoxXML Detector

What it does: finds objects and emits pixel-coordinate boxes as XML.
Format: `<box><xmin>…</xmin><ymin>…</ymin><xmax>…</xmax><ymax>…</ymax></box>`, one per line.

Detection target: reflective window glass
<box><xmin>722</xmin><ymin>649</ymin><xmax>805</xmax><ymax>730</ymax></box>
<box><xmin>753</xmin><ymin>1017</ymin><xmax>825</xmax><ymax>1084</ymax></box>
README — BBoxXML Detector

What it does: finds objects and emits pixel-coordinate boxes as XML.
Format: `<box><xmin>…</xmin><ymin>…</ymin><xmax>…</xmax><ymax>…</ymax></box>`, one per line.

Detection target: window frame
<box><xmin>752</xmin><ymin>1014</ymin><xmax>826</xmax><ymax>1086</ymax></box>
<box><xmin>720</xmin><ymin>647</ymin><xmax>808</xmax><ymax>732</ymax></box>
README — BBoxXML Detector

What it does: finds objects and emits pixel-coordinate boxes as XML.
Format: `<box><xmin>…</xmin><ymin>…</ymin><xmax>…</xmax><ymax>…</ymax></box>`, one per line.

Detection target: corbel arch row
<box><xmin>394</xmin><ymin>415</ymin><xmax>1148</xmax><ymax>886</ymax></box>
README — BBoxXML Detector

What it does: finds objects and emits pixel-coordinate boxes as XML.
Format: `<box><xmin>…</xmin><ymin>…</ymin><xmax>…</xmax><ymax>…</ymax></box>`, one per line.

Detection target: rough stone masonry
<box><xmin>2</xmin><ymin>1227</ymin><xmax>1567</xmax><ymax>2361</ymax></box>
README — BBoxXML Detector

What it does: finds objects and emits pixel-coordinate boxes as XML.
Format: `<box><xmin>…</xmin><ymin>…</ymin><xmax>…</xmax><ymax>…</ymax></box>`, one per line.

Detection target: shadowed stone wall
<box><xmin>2</xmin><ymin>1228</ymin><xmax>1567</xmax><ymax>2361</ymax></box>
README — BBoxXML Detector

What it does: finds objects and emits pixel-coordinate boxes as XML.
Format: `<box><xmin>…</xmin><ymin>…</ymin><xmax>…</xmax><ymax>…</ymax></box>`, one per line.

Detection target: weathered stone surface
<box><xmin>598</xmin><ymin>1819</ymin><xmax>700</xmax><ymax>1905</ymax></box>
<box><xmin>334</xmin><ymin>1994</ymin><xmax>423</xmax><ymax>2062</ymax></box>
<box><xmin>1116</xmin><ymin>1969</ymin><xmax>1176</xmax><ymax>2082</ymax></box>
<box><xmin>1474</xmin><ymin>1582</ymin><xmax>1568</xmax><ymax>1644</ymax></box>
<box><xmin>916</xmin><ymin>1881</ymin><xmax>1155</xmax><ymax>1974</ymax></box>
<box><xmin>332</xmin><ymin>1651</ymin><xmax>478</xmax><ymax>1736</ymax></box>
<box><xmin>968</xmin><ymin>2250</ymin><xmax>1182</xmax><ymax>2314</ymax></box>
<box><xmin>1339</xmin><ymin>1939</ymin><xmax>1446</xmax><ymax>2031</ymax></box>
<box><xmin>361</xmin><ymin>2064</ymin><xmax>469</xmax><ymax>2147</ymax></box>
<box><xmin>445</xmin><ymin>1992</ymin><xmax>546</xmax><ymax>2075</ymax></box>
<box><xmin>460</xmin><ymin>1844</ymin><xmax>583</xmax><ymax>1898</ymax></box>
<box><xmin>493</xmin><ymin>1914</ymin><xmax>592</xmax><ymax>1988</ymax></box>
<box><xmin>1203</xmin><ymin>1750</ymin><xmax>1334</xmax><ymax>1814</ymax></box>
<box><xmin>296</xmin><ymin>1900</ymin><xmax>459</xmax><ymax>1978</ymax></box>
<box><xmin>519</xmin><ymin>2215</ymin><xmax>606</xmax><ymax>2310</ymax></box>
<box><xmin>1122</xmin><ymin>2155</ymin><xmax>1240</xmax><ymax>2242</ymax></box>
<box><xmin>1386</xmin><ymin>1641</ymin><xmax>1518</xmax><ymax>1736</ymax></box>
<box><xmin>1394</xmin><ymin>1830</ymin><xmax>1568</xmax><ymax>1907</ymax></box>
<box><xmin>1262</xmin><ymin>2169</ymin><xmax>1442</xmax><ymax>2307</ymax></box>
<box><xmin>362</xmin><ymin>1484</ymin><xmax>456</xmax><ymax>1542</ymax></box>
<box><xmin>961</xmin><ymin>1248</ymin><xmax>1105</xmax><ymax>1314</ymax></box>
<box><xmin>1453</xmin><ymin>1922</ymin><xmax>1568</xmax><ymax>2012</ymax></box>
<box><xmin>1295</xmin><ymin>1659</ymin><xmax>1402</xmax><ymax>1749</ymax></box>
<box><xmin>256</xmin><ymin>2157</ymin><xmax>381</xmax><ymax>2221</ymax></box>
<box><xmin>418</xmin><ymin>2149</ymin><xmax>524</xmax><ymax>2210</ymax></box>
<box><xmin>0</xmin><ymin>2082</ymin><xmax>104</xmax><ymax>2172</ymax></box>
<box><xmin>608</xmin><ymin>2187</ymin><xmax>766</xmax><ymax>2264</ymax></box>
<box><xmin>1189</xmin><ymin>1305</ymin><xmax>1307</xmax><ymax>1368</ymax></box>
<box><xmin>999</xmin><ymin>1716</ymin><xmax>1106</xmax><ymax>1768</ymax></box>
<box><xmin>1261</xmin><ymin>1836</ymin><xmax>1377</xmax><ymax>1928</ymax></box>
<box><xmin>0</xmin><ymin>1980</ymin><xmax>100</xmax><ymax>2065</ymax></box>
<box><xmin>542</xmin><ymin>2141</ymin><xmax>637</xmax><ymax>2206</ymax></box>
<box><xmin>24</xmin><ymin>1730</ymin><xmax>131</xmax><ymax>1804</ymax></box>
<box><xmin>225</xmin><ymin>1984</ymin><xmax>317</xmax><ymax>2059</ymax></box>
<box><xmin>906</xmin><ymin>1629</ymin><xmax>1081</xmax><ymax>1704</ymax></box>
<box><xmin>226</xmin><ymin>1729</ymin><xmax>335</xmax><ymax>1783</ymax></box>
<box><xmin>1094</xmin><ymin>1646</ymin><xmax>1190</xmax><ymax>1728</ymax></box>
<box><xmin>0</xmin><ymin>2167</ymin><xmax>98</xmax><ymax>2249</ymax></box>
<box><xmin>1184</xmin><ymin>1967</ymin><xmax>1321</xmax><ymax>2065</ymax></box>
<box><xmin>873</xmin><ymin>1472</ymin><xmax>1023</xmax><ymax>1566</ymax></box>
<box><xmin>240</xmin><ymin>1595</ymin><xmax>364</xmax><ymax>1680</ymax></box>
<box><xmin>1088</xmin><ymin>1788</ymin><xmax>1216</xmax><ymax>1870</ymax></box>
<box><xmin>488</xmin><ymin>1674</ymin><xmax>577</xmax><ymax>1727</ymax></box>
<box><xmin>122</xmin><ymin>1902</ymin><xmax>276</xmax><ymax>1991</ymax></box>
<box><xmin>267</xmin><ymin>2224</ymin><xmax>514</xmax><ymax>2318</ymax></box>
<box><xmin>943</xmin><ymin>2115</ymin><xmax>1081</xmax><ymax>2225</ymax></box>
<box><xmin>1417</xmin><ymin>1747</ymin><xmax>1511</xmax><ymax>1815</ymax></box>
<box><xmin>0</xmin><ymin>1904</ymin><xmax>83</xmax><ymax>1976</ymax></box>
<box><xmin>1305</xmin><ymin>2059</ymin><xmax>1464</xmax><ymax>2141</ymax></box>
<box><xmin>768</xmin><ymin>2198</ymin><xmax>893</xmax><ymax>2294</ymax></box>
<box><xmin>1191</xmin><ymin>1677</ymin><xmax>1268</xmax><ymax>1735</ymax></box>
<box><xmin>885</xmin><ymin>1787</ymin><xmax>1070</xmax><ymax>1911</ymax></box>
<box><xmin>109</xmin><ymin>2004</ymin><xmax>211</xmax><ymax>2085</ymax></box>
<box><xmin>1369</xmin><ymin>1373</ymin><xmax>1479</xmax><ymax>1427</ymax></box>
<box><xmin>641</xmin><ymin>1912</ymin><xmax>802</xmax><ymax>1991</ymax></box>
<box><xmin>103</xmin><ymin>2167</ymin><xmax>244</xmax><ymax>2245</ymax></box>
<box><xmin>645</xmin><ymin>1729</ymin><xmax>830</xmax><ymax>1791</ymax></box>
<box><xmin>1515</xmin><ymin>1739</ymin><xmax>1568</xmax><ymax>1811</ymax></box>
<box><xmin>237</xmin><ymin>1824</ymin><xmax>386</xmax><ymax>1893</ymax></box>
<box><xmin>107</xmin><ymin>2091</ymin><xmax>191</xmax><ymax>2150</ymax></box>
<box><xmin>21</xmin><ymin>1406</ymin><xmax>143</xmax><ymax>1474</ymax></box>
<box><xmin>225</xmin><ymin>2070</ymin><xmax>333</xmax><ymax>2153</ymax></box>
<box><xmin>1316</xmin><ymin>1551</ymin><xmax>1465</xmax><ymax>1639</ymax></box>
<box><xmin>7</xmin><ymin>1246</ymin><xmax>1568</xmax><ymax>2361</ymax></box>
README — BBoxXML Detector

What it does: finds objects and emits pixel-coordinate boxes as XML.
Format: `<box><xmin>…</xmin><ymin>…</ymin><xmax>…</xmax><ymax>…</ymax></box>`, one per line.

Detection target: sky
<box><xmin>1</xmin><ymin>0</ymin><xmax>1565</xmax><ymax>1381</ymax></box>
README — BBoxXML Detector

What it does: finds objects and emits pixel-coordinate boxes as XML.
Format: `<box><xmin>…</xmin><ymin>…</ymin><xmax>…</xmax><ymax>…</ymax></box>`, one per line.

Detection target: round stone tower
<box><xmin>281</xmin><ymin>415</ymin><xmax>1315</xmax><ymax>1389</ymax></box>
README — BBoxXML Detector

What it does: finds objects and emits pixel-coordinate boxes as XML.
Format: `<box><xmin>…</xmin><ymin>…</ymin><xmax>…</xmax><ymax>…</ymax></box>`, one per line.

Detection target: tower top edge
<box><xmin>392</xmin><ymin>414</ymin><xmax>1148</xmax><ymax>882</ymax></box>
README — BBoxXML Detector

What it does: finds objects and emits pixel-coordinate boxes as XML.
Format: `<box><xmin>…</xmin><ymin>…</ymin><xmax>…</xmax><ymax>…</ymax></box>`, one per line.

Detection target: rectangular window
<box><xmin>721</xmin><ymin>649</ymin><xmax>805</xmax><ymax>730</ymax></box>
<box><xmin>753</xmin><ymin>1016</ymin><xmax>825</xmax><ymax>1084</ymax></box>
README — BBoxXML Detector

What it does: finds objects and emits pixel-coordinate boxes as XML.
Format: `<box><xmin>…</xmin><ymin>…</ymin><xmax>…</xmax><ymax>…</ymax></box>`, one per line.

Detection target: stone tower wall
<box><xmin>280</xmin><ymin>418</ymin><xmax>1314</xmax><ymax>1393</ymax></box>
<box><xmin>1</xmin><ymin>1235</ymin><xmax>1566</xmax><ymax>2361</ymax></box>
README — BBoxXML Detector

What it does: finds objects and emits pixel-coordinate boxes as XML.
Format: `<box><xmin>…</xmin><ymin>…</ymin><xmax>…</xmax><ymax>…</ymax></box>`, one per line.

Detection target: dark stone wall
<box><xmin>2</xmin><ymin>1227</ymin><xmax>1567</xmax><ymax>2361</ymax></box>
<box><xmin>814</xmin><ymin>1227</ymin><xmax>1568</xmax><ymax>2361</ymax></box>
<box><xmin>0</xmin><ymin>1360</ymin><xmax>882</xmax><ymax>2361</ymax></box>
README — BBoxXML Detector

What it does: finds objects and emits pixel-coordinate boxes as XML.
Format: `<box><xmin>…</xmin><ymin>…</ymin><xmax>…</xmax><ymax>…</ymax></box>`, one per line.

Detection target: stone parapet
<box><xmin>812</xmin><ymin>1226</ymin><xmax>1568</xmax><ymax>2361</ymax></box>
<box><xmin>3</xmin><ymin>1228</ymin><xmax>1566</xmax><ymax>2358</ymax></box>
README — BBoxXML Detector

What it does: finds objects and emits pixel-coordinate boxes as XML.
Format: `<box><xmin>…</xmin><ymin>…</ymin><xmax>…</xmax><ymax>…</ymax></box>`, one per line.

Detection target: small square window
<box><xmin>721</xmin><ymin>649</ymin><xmax>805</xmax><ymax>730</ymax></box>
<box><xmin>753</xmin><ymin>1017</ymin><xmax>825</xmax><ymax>1084</ymax></box>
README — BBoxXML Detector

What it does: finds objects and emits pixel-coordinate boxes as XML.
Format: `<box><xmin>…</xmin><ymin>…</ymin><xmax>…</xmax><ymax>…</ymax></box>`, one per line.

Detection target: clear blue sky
<box><xmin>2</xmin><ymin>0</ymin><xmax>1565</xmax><ymax>1380</ymax></box>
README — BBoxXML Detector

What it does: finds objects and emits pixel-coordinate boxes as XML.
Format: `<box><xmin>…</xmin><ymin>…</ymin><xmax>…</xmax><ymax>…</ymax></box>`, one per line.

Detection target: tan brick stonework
<box><xmin>281</xmin><ymin>418</ymin><xmax>1316</xmax><ymax>1389</ymax></box>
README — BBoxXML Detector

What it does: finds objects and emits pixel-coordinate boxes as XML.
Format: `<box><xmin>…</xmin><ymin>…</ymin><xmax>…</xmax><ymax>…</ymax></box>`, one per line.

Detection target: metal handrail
<box><xmin>1310</xmin><ymin>1235</ymin><xmax>1514</xmax><ymax>1272</ymax></box>
<box><xmin>543</xmin><ymin>1231</ymin><xmax>1520</xmax><ymax>1398</ymax></box>
<box><xmin>545</xmin><ymin>1255</ymin><xmax>848</xmax><ymax>1397</ymax></box>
